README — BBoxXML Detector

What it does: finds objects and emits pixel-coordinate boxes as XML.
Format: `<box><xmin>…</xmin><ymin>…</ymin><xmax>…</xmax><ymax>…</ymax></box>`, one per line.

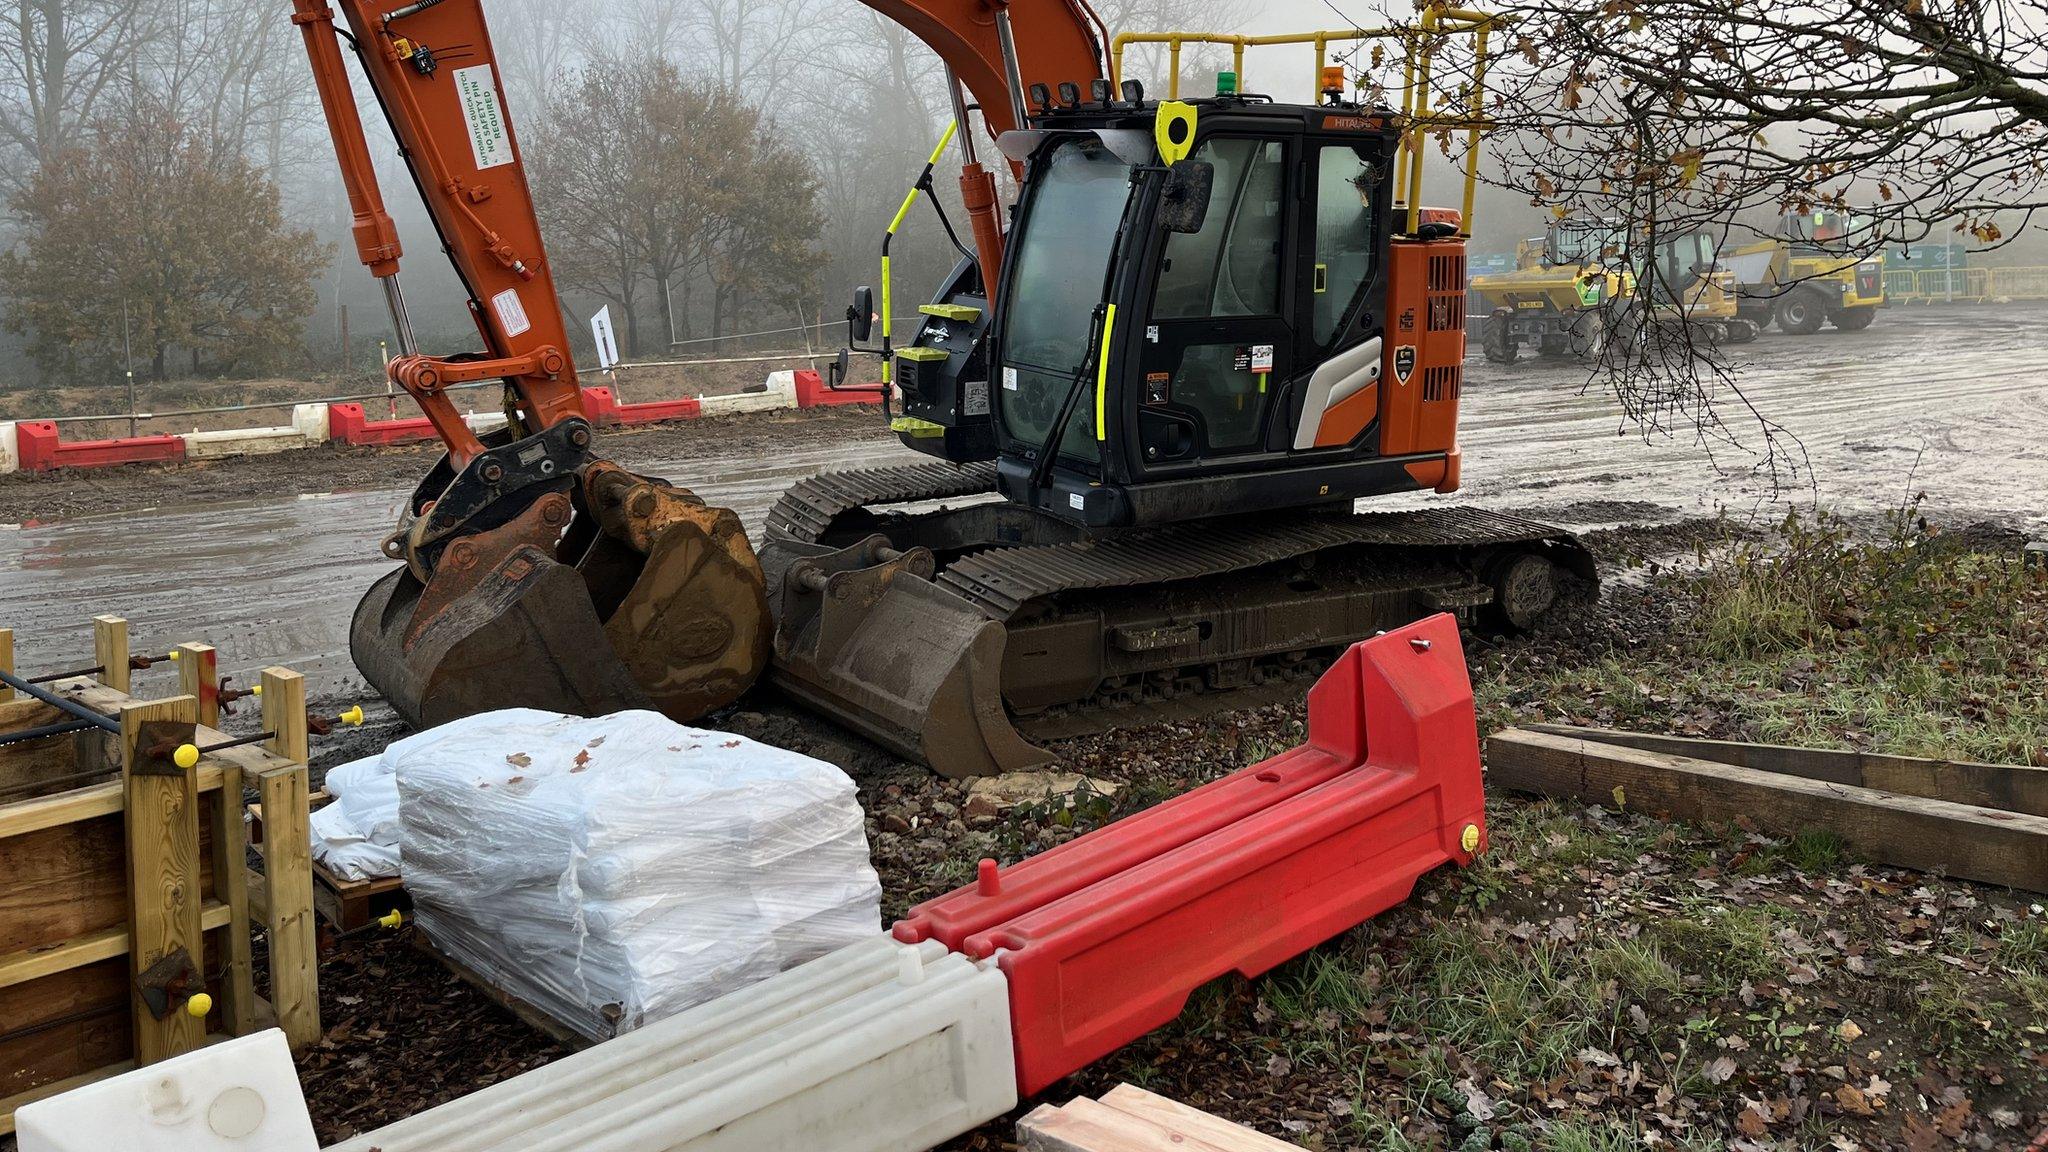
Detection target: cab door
<box><xmin>1131</xmin><ymin>135</ymin><xmax>1294</xmax><ymax>466</ymax></box>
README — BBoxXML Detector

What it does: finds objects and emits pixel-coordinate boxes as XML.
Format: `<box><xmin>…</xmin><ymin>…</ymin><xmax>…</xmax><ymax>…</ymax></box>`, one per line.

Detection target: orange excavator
<box><xmin>291</xmin><ymin>0</ymin><xmax>1100</xmax><ymax>727</ymax></box>
<box><xmin>298</xmin><ymin>1</ymin><xmax>1590</xmax><ymax>774</ymax></box>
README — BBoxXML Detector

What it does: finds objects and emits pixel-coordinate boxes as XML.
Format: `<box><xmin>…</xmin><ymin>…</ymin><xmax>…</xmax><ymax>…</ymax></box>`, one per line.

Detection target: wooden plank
<box><xmin>176</xmin><ymin>643</ymin><xmax>219</xmax><ymax>729</ymax></box>
<box><xmin>1098</xmin><ymin>1085</ymin><xmax>1299</xmax><ymax>1152</ymax></box>
<box><xmin>1019</xmin><ymin>1097</ymin><xmax>1233</xmax><ymax>1152</ymax></box>
<box><xmin>260</xmin><ymin>667</ymin><xmax>308</xmax><ymax>766</ymax></box>
<box><xmin>258</xmin><ymin>757</ymin><xmax>320</xmax><ymax>1048</ymax></box>
<box><xmin>1488</xmin><ymin>729</ymin><xmax>2048</xmax><ymax>893</ymax></box>
<box><xmin>0</xmin><ymin>627</ymin><xmax>13</xmax><ymax>702</ymax></box>
<box><xmin>1528</xmin><ymin>725</ymin><xmax>2048</xmax><ymax>817</ymax></box>
<box><xmin>0</xmin><ymin>901</ymin><xmax>231</xmax><ymax>991</ymax></box>
<box><xmin>209</xmin><ymin>761</ymin><xmax>257</xmax><ymax>1036</ymax></box>
<box><xmin>92</xmin><ymin>616</ymin><xmax>129</xmax><ymax>693</ymax></box>
<box><xmin>121</xmin><ymin>693</ymin><xmax>205</xmax><ymax>1064</ymax></box>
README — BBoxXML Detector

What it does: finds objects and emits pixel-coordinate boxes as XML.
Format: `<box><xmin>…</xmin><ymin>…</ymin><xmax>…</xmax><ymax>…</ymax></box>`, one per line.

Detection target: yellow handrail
<box><xmin>1109</xmin><ymin>11</ymin><xmax>1505</xmax><ymax>239</ymax></box>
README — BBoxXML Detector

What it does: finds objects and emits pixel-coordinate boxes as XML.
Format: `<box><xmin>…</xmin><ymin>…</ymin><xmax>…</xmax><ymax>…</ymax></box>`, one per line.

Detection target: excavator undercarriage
<box><xmin>760</xmin><ymin>463</ymin><xmax>1592</xmax><ymax>777</ymax></box>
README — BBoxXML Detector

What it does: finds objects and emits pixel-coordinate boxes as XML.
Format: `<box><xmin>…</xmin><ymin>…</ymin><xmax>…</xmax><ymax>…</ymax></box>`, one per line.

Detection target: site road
<box><xmin>1</xmin><ymin>304</ymin><xmax>2041</xmax><ymax>708</ymax></box>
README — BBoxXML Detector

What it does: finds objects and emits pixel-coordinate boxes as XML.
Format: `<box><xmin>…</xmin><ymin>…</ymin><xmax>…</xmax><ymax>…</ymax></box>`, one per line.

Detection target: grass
<box><xmin>1478</xmin><ymin>502</ymin><xmax>2048</xmax><ymax>768</ymax></box>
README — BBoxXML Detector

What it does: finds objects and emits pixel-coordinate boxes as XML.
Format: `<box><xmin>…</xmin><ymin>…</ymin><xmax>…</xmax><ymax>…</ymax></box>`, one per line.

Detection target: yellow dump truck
<box><xmin>1470</xmin><ymin>219</ymin><xmax>1756</xmax><ymax>363</ymax></box>
<box><xmin>1724</xmin><ymin>210</ymin><xmax>1886</xmax><ymax>334</ymax></box>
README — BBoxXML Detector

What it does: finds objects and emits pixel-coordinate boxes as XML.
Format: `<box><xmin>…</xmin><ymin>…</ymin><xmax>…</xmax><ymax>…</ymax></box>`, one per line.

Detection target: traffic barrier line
<box><xmin>327</xmin><ymin>935</ymin><xmax>1017</xmax><ymax>1152</ymax></box>
<box><xmin>896</xmin><ymin>614</ymin><xmax>1486</xmax><ymax>1095</ymax></box>
<box><xmin>13</xmin><ymin>420</ymin><xmax>186</xmax><ymax>471</ymax></box>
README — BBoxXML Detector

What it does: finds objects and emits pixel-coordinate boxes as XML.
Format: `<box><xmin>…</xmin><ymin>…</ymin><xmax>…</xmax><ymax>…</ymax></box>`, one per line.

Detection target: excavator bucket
<box><xmin>351</xmin><ymin>465</ymin><xmax>771</xmax><ymax>730</ymax></box>
<box><xmin>764</xmin><ymin>535</ymin><xmax>1049</xmax><ymax>779</ymax></box>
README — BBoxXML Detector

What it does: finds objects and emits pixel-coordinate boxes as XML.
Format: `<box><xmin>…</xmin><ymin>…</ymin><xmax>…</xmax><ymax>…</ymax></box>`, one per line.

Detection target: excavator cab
<box><xmin>877</xmin><ymin>93</ymin><xmax>1466</xmax><ymax>526</ymax></box>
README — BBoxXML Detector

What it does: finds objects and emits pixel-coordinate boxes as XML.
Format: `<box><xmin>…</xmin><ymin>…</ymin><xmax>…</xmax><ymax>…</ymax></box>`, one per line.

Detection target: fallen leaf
<box><xmin>1834</xmin><ymin>1084</ymin><xmax>1873</xmax><ymax>1116</ymax></box>
<box><xmin>505</xmin><ymin>752</ymin><xmax>531</xmax><ymax>768</ymax></box>
<box><xmin>1703</xmin><ymin>1056</ymin><xmax>1738</xmax><ymax>1084</ymax></box>
<box><xmin>1837</xmin><ymin>1019</ymin><xmax>1863</xmax><ymax>1043</ymax></box>
<box><xmin>1736</xmin><ymin>1103</ymin><xmax>1770</xmax><ymax>1137</ymax></box>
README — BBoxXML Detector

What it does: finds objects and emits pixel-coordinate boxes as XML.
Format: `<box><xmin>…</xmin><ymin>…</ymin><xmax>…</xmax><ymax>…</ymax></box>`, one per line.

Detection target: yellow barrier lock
<box><xmin>1155</xmin><ymin>101</ymin><xmax>1198</xmax><ymax>165</ymax></box>
<box><xmin>1460</xmin><ymin>824</ymin><xmax>1481</xmax><ymax>854</ymax></box>
<box><xmin>173</xmin><ymin>743</ymin><xmax>201</xmax><ymax>769</ymax></box>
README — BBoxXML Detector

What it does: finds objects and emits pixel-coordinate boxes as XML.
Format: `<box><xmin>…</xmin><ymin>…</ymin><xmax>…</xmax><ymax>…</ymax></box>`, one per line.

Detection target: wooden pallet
<box><xmin>1487</xmin><ymin>725</ymin><xmax>2048</xmax><ymax>892</ymax></box>
<box><xmin>1019</xmin><ymin>1084</ymin><xmax>1297</xmax><ymax>1152</ymax></box>
<box><xmin>412</xmin><ymin>931</ymin><xmax>591</xmax><ymax>1052</ymax></box>
<box><xmin>250</xmin><ymin>791</ymin><xmax>411</xmax><ymax>932</ymax></box>
<box><xmin>0</xmin><ymin>621</ymin><xmax>321</xmax><ymax>1135</ymax></box>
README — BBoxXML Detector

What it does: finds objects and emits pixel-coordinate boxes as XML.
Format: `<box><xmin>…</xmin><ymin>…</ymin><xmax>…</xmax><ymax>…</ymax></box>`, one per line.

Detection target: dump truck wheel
<box><xmin>1482</xmin><ymin>309</ymin><xmax>1518</xmax><ymax>363</ymax></box>
<box><xmin>1831</xmin><ymin>305</ymin><xmax>1878</xmax><ymax>331</ymax></box>
<box><xmin>1774</xmin><ymin>290</ymin><xmax>1826</xmax><ymax>335</ymax></box>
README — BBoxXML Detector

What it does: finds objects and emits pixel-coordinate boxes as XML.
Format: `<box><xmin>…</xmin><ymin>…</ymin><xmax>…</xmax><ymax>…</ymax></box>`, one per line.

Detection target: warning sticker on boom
<box><xmin>454</xmin><ymin>65</ymin><xmax>515</xmax><ymax>170</ymax></box>
<box><xmin>492</xmin><ymin>288</ymin><xmax>532</xmax><ymax>338</ymax></box>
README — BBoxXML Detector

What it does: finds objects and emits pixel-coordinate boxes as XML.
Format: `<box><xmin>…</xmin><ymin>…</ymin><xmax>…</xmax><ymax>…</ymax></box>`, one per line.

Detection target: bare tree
<box><xmin>1319</xmin><ymin>0</ymin><xmax>2048</xmax><ymax>481</ymax></box>
<box><xmin>0</xmin><ymin>0</ymin><xmax>153</xmax><ymax>195</ymax></box>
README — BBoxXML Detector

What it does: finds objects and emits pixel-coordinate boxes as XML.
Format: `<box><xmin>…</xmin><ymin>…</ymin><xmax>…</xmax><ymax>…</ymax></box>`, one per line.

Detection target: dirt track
<box><xmin>0</xmin><ymin>304</ymin><xmax>2040</xmax><ymax>708</ymax></box>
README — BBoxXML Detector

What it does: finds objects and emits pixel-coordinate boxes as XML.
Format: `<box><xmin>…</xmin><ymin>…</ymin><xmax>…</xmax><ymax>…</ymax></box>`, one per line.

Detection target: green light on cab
<box><xmin>1216</xmin><ymin>70</ymin><xmax>1237</xmax><ymax>95</ymax></box>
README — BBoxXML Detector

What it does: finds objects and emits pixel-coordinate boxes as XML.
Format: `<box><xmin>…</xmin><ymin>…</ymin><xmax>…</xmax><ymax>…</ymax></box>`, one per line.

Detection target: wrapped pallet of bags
<box><xmin>392</xmin><ymin>709</ymin><xmax>882</xmax><ymax>1043</ymax></box>
<box><xmin>308</xmin><ymin>753</ymin><xmax>403</xmax><ymax>881</ymax></box>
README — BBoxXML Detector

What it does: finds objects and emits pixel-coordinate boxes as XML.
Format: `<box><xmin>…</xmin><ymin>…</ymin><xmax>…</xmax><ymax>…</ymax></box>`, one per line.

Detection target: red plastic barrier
<box><xmin>328</xmin><ymin>402</ymin><xmax>439</xmax><ymax>446</ymax></box>
<box><xmin>614</xmin><ymin>396</ymin><xmax>702</xmax><ymax>425</ymax></box>
<box><xmin>14</xmin><ymin>421</ymin><xmax>186</xmax><ymax>472</ymax></box>
<box><xmin>794</xmin><ymin>368</ymin><xmax>883</xmax><ymax>408</ymax></box>
<box><xmin>896</xmin><ymin>614</ymin><xmax>1486</xmax><ymax>1095</ymax></box>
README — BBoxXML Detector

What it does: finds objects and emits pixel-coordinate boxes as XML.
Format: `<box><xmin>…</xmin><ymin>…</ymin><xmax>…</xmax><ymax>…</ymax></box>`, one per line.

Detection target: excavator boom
<box><xmin>294</xmin><ymin>0</ymin><xmax>1108</xmax><ymax>730</ymax></box>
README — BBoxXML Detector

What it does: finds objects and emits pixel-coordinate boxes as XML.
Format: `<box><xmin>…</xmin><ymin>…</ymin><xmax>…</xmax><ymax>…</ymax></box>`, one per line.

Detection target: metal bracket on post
<box><xmin>134</xmin><ymin>947</ymin><xmax>203</xmax><ymax>1021</ymax></box>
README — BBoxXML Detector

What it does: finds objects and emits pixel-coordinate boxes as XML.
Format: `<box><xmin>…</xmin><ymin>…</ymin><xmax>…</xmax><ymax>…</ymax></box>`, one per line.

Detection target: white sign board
<box><xmin>591</xmin><ymin>306</ymin><xmax>621</xmax><ymax>371</ymax></box>
<box><xmin>453</xmin><ymin>65</ymin><xmax>515</xmax><ymax>170</ymax></box>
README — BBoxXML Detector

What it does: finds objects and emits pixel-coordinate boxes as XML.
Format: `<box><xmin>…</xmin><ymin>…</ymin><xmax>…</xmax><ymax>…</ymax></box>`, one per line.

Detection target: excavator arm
<box><xmin>293</xmin><ymin>0</ymin><xmax>1106</xmax><ymax>730</ymax></box>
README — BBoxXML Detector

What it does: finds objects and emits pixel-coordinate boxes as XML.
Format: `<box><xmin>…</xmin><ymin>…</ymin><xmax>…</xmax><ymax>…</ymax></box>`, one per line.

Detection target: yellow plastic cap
<box><xmin>252</xmin><ymin>684</ymin><xmax>263</xmax><ymax>696</ymax></box>
<box><xmin>185</xmin><ymin>992</ymin><xmax>213</xmax><ymax>1018</ymax></box>
<box><xmin>377</xmin><ymin>909</ymin><xmax>406</xmax><ymax>930</ymax></box>
<box><xmin>339</xmin><ymin>705</ymin><xmax>366</xmax><ymax>726</ymax></box>
<box><xmin>1460</xmin><ymin>824</ymin><xmax>1481</xmax><ymax>854</ymax></box>
<box><xmin>173</xmin><ymin>744</ymin><xmax>200</xmax><ymax>769</ymax></box>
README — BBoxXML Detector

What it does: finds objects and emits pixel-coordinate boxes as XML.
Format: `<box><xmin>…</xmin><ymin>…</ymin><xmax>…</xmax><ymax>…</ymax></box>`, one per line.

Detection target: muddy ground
<box><xmin>1</xmin><ymin>305</ymin><xmax>2044</xmax><ymax>1150</ymax></box>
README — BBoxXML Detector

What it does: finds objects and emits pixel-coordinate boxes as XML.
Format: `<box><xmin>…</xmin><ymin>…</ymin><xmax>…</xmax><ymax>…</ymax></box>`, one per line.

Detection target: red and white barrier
<box><xmin>0</xmin><ymin>368</ymin><xmax>885</xmax><ymax>474</ymax></box>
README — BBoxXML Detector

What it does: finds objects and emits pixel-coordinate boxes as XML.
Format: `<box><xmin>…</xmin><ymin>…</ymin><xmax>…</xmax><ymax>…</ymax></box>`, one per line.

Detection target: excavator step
<box><xmin>893</xmin><ymin>614</ymin><xmax>1487</xmax><ymax>1094</ymax></box>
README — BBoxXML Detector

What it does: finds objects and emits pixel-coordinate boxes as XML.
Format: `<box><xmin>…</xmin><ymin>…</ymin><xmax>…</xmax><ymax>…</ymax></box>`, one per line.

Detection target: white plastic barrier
<box><xmin>184</xmin><ymin>424</ymin><xmax>317</xmax><ymax>460</ymax></box>
<box><xmin>0</xmin><ymin>421</ymin><xmax>17</xmax><ymax>474</ymax></box>
<box><xmin>14</xmin><ymin>1030</ymin><xmax>318</xmax><ymax>1152</ymax></box>
<box><xmin>698</xmin><ymin>370</ymin><xmax>799</xmax><ymax>417</ymax></box>
<box><xmin>329</xmin><ymin>934</ymin><xmax>1017</xmax><ymax>1152</ymax></box>
<box><xmin>291</xmin><ymin>403</ymin><xmax>331</xmax><ymax>444</ymax></box>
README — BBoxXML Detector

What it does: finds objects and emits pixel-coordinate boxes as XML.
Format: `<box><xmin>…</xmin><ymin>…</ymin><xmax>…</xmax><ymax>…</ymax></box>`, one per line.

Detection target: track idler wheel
<box><xmin>350</xmin><ymin>466</ymin><xmax>771</xmax><ymax>729</ymax></box>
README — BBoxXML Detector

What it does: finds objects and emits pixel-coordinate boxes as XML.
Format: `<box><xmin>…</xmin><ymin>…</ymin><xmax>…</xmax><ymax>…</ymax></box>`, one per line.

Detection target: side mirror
<box><xmin>1159</xmin><ymin>160</ymin><xmax>1214</xmax><ymax>234</ymax></box>
<box><xmin>829</xmin><ymin>347</ymin><xmax>851</xmax><ymax>388</ymax></box>
<box><xmin>847</xmin><ymin>286</ymin><xmax>875</xmax><ymax>344</ymax></box>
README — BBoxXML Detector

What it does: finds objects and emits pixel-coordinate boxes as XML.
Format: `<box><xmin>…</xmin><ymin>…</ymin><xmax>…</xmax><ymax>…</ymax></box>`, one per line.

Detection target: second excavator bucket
<box><xmin>764</xmin><ymin>534</ymin><xmax>1049</xmax><ymax>779</ymax></box>
<box><xmin>351</xmin><ymin>463</ymin><xmax>771</xmax><ymax>730</ymax></box>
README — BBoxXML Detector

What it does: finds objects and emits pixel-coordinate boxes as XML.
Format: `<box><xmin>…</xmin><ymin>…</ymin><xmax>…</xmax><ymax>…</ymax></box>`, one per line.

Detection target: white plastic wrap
<box><xmin>309</xmin><ymin>753</ymin><xmax>403</xmax><ymax>881</ymax></box>
<box><xmin>393</xmin><ymin>709</ymin><xmax>883</xmax><ymax>1042</ymax></box>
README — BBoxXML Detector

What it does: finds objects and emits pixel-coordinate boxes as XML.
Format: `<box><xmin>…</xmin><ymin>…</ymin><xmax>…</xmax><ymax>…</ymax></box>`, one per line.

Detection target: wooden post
<box><xmin>175</xmin><ymin>644</ymin><xmax>219</xmax><ymax>729</ymax></box>
<box><xmin>121</xmin><ymin>693</ymin><xmax>204</xmax><ymax>1064</ymax></box>
<box><xmin>93</xmin><ymin>616</ymin><xmax>129</xmax><ymax>693</ymax></box>
<box><xmin>210</xmin><ymin>759</ymin><xmax>257</xmax><ymax>1037</ymax></box>
<box><xmin>0</xmin><ymin>628</ymin><xmax>14</xmax><ymax>702</ymax></box>
<box><xmin>260</xmin><ymin>667</ymin><xmax>308</xmax><ymax>765</ymax></box>
<box><xmin>257</xmin><ymin>667</ymin><xmax>319</xmax><ymax>1048</ymax></box>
